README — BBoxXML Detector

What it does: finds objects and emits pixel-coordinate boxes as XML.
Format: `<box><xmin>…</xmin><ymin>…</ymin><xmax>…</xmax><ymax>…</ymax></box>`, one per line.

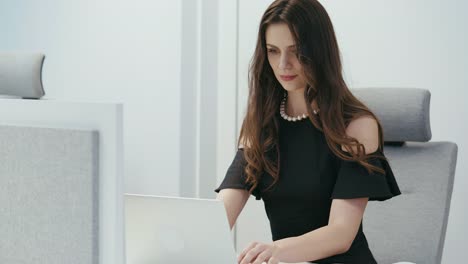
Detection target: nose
<box><xmin>278</xmin><ymin>53</ymin><xmax>292</xmax><ymax>70</ymax></box>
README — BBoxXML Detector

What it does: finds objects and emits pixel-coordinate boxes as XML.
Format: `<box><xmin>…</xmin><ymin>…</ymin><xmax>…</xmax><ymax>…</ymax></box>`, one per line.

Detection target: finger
<box><xmin>252</xmin><ymin>251</ymin><xmax>270</xmax><ymax>264</ymax></box>
<box><xmin>239</xmin><ymin>248</ymin><xmax>261</xmax><ymax>264</ymax></box>
<box><xmin>238</xmin><ymin>241</ymin><xmax>257</xmax><ymax>260</ymax></box>
<box><xmin>237</xmin><ymin>242</ymin><xmax>258</xmax><ymax>262</ymax></box>
<box><xmin>239</xmin><ymin>245</ymin><xmax>263</xmax><ymax>264</ymax></box>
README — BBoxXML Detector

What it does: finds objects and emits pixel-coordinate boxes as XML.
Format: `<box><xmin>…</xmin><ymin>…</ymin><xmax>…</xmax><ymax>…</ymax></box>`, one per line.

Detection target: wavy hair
<box><xmin>238</xmin><ymin>0</ymin><xmax>387</xmax><ymax>194</ymax></box>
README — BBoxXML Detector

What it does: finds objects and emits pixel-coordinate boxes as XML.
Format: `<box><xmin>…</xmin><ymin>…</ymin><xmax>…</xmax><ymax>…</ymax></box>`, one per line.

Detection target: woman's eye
<box><xmin>267</xmin><ymin>49</ymin><xmax>277</xmax><ymax>54</ymax></box>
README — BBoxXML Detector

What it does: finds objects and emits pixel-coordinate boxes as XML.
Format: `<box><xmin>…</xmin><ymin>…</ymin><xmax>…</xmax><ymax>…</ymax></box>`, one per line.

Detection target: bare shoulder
<box><xmin>342</xmin><ymin>115</ymin><xmax>379</xmax><ymax>154</ymax></box>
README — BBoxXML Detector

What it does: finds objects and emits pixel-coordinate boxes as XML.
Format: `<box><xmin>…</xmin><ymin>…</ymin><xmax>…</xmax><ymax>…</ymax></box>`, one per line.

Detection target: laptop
<box><xmin>124</xmin><ymin>193</ymin><xmax>238</xmax><ymax>264</ymax></box>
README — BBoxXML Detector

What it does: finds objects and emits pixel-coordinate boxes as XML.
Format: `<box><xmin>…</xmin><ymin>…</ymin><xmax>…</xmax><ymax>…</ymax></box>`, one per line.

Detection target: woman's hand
<box><xmin>237</xmin><ymin>241</ymin><xmax>282</xmax><ymax>264</ymax></box>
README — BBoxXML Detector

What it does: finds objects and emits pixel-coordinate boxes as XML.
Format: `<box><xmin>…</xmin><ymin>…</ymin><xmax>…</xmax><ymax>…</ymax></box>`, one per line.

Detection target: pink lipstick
<box><xmin>280</xmin><ymin>75</ymin><xmax>297</xmax><ymax>81</ymax></box>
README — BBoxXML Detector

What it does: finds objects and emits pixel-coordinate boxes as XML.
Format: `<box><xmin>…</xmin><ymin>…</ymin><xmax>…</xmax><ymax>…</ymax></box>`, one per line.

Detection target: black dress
<box><xmin>214</xmin><ymin>114</ymin><xmax>401</xmax><ymax>264</ymax></box>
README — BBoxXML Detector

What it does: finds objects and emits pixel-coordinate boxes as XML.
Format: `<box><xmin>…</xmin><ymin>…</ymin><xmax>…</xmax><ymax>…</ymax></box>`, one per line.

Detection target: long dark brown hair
<box><xmin>238</xmin><ymin>0</ymin><xmax>387</xmax><ymax>194</ymax></box>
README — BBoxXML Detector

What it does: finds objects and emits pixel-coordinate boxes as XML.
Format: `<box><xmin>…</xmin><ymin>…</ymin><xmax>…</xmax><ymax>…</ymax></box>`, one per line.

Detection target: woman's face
<box><xmin>265</xmin><ymin>23</ymin><xmax>307</xmax><ymax>93</ymax></box>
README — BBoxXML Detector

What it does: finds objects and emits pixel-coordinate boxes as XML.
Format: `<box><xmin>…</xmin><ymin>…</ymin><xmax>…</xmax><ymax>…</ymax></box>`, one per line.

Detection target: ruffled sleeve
<box><xmin>214</xmin><ymin>149</ymin><xmax>262</xmax><ymax>200</ymax></box>
<box><xmin>331</xmin><ymin>150</ymin><xmax>401</xmax><ymax>201</ymax></box>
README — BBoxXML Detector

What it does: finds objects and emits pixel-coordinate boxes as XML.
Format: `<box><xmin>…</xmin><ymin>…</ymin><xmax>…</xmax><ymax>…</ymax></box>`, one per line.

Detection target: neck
<box><xmin>286</xmin><ymin>90</ymin><xmax>318</xmax><ymax>116</ymax></box>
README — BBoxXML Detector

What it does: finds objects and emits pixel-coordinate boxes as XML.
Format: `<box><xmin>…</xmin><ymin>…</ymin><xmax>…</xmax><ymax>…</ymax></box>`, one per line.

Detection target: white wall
<box><xmin>0</xmin><ymin>0</ymin><xmax>227</xmax><ymax>199</ymax></box>
<box><xmin>234</xmin><ymin>0</ymin><xmax>467</xmax><ymax>262</ymax></box>
<box><xmin>216</xmin><ymin>0</ymin><xmax>239</xmax><ymax>193</ymax></box>
<box><xmin>0</xmin><ymin>0</ymin><xmax>182</xmax><ymax>196</ymax></box>
<box><xmin>0</xmin><ymin>0</ymin><xmax>225</xmax><ymax>262</ymax></box>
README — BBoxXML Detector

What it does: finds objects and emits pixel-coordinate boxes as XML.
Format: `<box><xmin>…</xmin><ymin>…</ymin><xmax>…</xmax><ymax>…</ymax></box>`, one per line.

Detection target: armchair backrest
<box><xmin>354</xmin><ymin>88</ymin><xmax>458</xmax><ymax>264</ymax></box>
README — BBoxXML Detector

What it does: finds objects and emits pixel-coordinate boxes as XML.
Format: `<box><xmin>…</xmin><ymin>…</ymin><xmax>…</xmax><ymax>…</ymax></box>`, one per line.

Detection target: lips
<box><xmin>280</xmin><ymin>75</ymin><xmax>297</xmax><ymax>81</ymax></box>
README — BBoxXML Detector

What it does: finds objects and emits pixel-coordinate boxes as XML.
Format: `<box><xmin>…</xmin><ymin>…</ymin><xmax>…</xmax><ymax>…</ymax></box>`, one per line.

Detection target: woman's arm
<box><xmin>216</xmin><ymin>188</ymin><xmax>250</xmax><ymax>230</ymax></box>
<box><xmin>237</xmin><ymin>198</ymin><xmax>368</xmax><ymax>264</ymax></box>
<box><xmin>273</xmin><ymin>197</ymin><xmax>368</xmax><ymax>262</ymax></box>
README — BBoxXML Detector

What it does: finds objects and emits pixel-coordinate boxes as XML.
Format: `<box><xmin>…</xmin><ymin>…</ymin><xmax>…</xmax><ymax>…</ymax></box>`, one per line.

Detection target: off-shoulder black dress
<box><xmin>214</xmin><ymin>114</ymin><xmax>401</xmax><ymax>264</ymax></box>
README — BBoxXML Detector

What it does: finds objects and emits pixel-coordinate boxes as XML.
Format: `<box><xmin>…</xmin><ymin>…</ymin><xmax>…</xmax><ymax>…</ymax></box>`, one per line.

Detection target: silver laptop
<box><xmin>124</xmin><ymin>194</ymin><xmax>238</xmax><ymax>264</ymax></box>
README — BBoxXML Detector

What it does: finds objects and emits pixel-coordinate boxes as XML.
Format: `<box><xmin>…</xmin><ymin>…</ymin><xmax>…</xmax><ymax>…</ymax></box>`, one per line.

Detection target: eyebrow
<box><xmin>266</xmin><ymin>44</ymin><xmax>296</xmax><ymax>48</ymax></box>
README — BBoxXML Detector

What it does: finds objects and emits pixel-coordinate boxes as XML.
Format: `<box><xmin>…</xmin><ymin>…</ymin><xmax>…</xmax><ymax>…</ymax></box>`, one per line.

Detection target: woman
<box><xmin>215</xmin><ymin>0</ymin><xmax>401</xmax><ymax>263</ymax></box>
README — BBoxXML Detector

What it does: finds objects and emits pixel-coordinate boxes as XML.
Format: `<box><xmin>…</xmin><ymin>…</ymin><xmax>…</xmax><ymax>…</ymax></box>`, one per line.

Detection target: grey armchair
<box><xmin>354</xmin><ymin>88</ymin><xmax>458</xmax><ymax>264</ymax></box>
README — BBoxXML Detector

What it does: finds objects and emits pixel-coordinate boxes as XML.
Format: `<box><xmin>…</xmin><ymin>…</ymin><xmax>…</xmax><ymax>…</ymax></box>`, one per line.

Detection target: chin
<box><xmin>281</xmin><ymin>84</ymin><xmax>305</xmax><ymax>93</ymax></box>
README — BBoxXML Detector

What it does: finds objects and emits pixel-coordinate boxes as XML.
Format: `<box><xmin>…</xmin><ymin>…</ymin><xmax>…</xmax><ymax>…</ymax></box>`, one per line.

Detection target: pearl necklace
<box><xmin>279</xmin><ymin>96</ymin><xmax>319</xmax><ymax>122</ymax></box>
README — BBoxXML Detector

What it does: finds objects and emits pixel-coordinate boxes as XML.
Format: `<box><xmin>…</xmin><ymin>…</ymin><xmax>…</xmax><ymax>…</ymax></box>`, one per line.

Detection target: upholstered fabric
<box><xmin>352</xmin><ymin>88</ymin><xmax>431</xmax><ymax>143</ymax></box>
<box><xmin>0</xmin><ymin>125</ymin><xmax>99</xmax><ymax>264</ymax></box>
<box><xmin>0</xmin><ymin>52</ymin><xmax>45</xmax><ymax>98</ymax></box>
<box><xmin>350</xmin><ymin>88</ymin><xmax>456</xmax><ymax>263</ymax></box>
<box><xmin>364</xmin><ymin>142</ymin><xmax>457</xmax><ymax>264</ymax></box>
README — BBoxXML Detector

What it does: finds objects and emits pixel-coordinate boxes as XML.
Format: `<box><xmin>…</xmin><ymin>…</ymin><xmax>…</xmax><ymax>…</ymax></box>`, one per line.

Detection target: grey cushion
<box><xmin>352</xmin><ymin>88</ymin><xmax>431</xmax><ymax>142</ymax></box>
<box><xmin>352</xmin><ymin>88</ymin><xmax>457</xmax><ymax>263</ymax></box>
<box><xmin>364</xmin><ymin>142</ymin><xmax>457</xmax><ymax>264</ymax></box>
<box><xmin>0</xmin><ymin>52</ymin><xmax>45</xmax><ymax>99</ymax></box>
<box><xmin>0</xmin><ymin>125</ymin><xmax>99</xmax><ymax>264</ymax></box>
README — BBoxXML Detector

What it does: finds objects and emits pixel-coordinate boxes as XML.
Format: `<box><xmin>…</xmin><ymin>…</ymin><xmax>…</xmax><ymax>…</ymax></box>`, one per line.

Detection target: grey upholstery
<box><xmin>353</xmin><ymin>88</ymin><xmax>431</xmax><ymax>143</ymax></box>
<box><xmin>0</xmin><ymin>52</ymin><xmax>45</xmax><ymax>99</ymax></box>
<box><xmin>354</xmin><ymin>88</ymin><xmax>458</xmax><ymax>264</ymax></box>
<box><xmin>0</xmin><ymin>125</ymin><xmax>99</xmax><ymax>264</ymax></box>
